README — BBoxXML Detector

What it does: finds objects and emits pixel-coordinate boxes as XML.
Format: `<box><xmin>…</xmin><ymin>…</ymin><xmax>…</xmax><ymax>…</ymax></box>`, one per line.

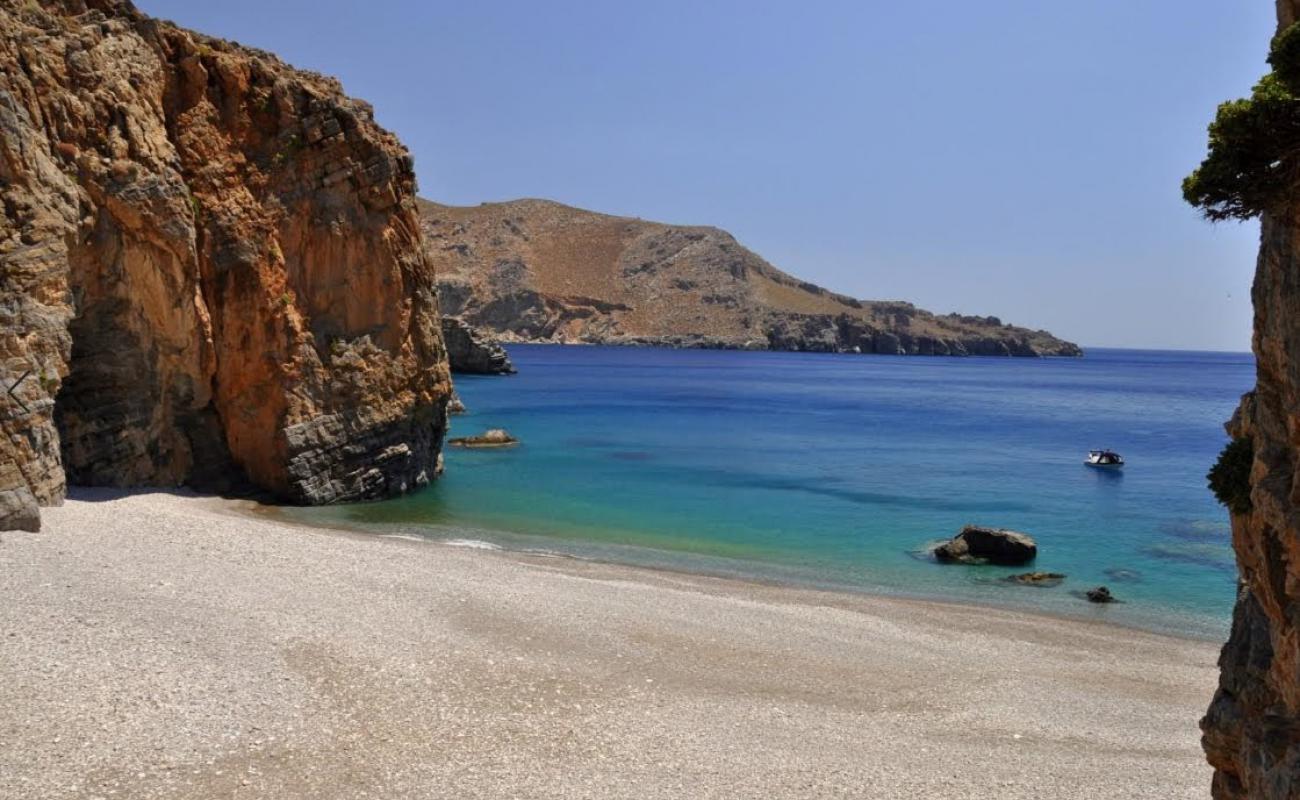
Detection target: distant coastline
<box><xmin>421</xmin><ymin>198</ymin><xmax>1082</xmax><ymax>358</ymax></box>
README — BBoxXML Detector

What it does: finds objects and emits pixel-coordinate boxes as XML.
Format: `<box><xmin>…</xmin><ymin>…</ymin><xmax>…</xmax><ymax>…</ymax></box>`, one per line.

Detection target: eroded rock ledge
<box><xmin>440</xmin><ymin>317</ymin><xmax>516</xmax><ymax>375</ymax></box>
<box><xmin>0</xmin><ymin>0</ymin><xmax>451</xmax><ymax>528</ymax></box>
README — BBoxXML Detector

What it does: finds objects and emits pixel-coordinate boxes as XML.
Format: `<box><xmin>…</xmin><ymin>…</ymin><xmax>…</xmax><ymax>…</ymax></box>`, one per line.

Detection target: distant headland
<box><xmin>421</xmin><ymin>198</ymin><xmax>1082</xmax><ymax>358</ymax></box>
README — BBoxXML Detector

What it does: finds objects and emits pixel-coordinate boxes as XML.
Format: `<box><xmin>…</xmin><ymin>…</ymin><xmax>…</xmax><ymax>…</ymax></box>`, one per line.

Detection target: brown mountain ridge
<box><xmin>420</xmin><ymin>198</ymin><xmax>1082</xmax><ymax>357</ymax></box>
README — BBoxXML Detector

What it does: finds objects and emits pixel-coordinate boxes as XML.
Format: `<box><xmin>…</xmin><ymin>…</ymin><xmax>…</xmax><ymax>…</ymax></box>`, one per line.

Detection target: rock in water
<box><xmin>441</xmin><ymin>318</ymin><xmax>516</xmax><ymax>374</ymax></box>
<box><xmin>448</xmin><ymin>429</ymin><xmax>519</xmax><ymax>448</ymax></box>
<box><xmin>933</xmin><ymin>526</ymin><xmax>1038</xmax><ymax>566</ymax></box>
<box><xmin>1102</xmin><ymin>567</ymin><xmax>1142</xmax><ymax>583</ymax></box>
<box><xmin>1003</xmin><ymin>571</ymin><xmax>1066</xmax><ymax>588</ymax></box>
<box><xmin>1085</xmin><ymin>586</ymin><xmax>1114</xmax><ymax>604</ymax></box>
<box><xmin>0</xmin><ymin>0</ymin><xmax>452</xmax><ymax>529</ymax></box>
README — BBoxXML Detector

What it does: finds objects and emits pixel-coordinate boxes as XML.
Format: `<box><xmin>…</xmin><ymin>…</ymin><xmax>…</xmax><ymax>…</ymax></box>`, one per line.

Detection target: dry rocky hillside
<box><xmin>422</xmin><ymin>198</ymin><xmax>1082</xmax><ymax>357</ymax></box>
<box><xmin>0</xmin><ymin>0</ymin><xmax>451</xmax><ymax>530</ymax></box>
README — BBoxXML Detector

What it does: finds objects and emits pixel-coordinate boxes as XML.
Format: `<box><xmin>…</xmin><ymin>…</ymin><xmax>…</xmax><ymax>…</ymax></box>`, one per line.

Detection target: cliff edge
<box><xmin>1195</xmin><ymin>1</ymin><xmax>1300</xmax><ymax>796</ymax></box>
<box><xmin>0</xmin><ymin>0</ymin><xmax>451</xmax><ymax>530</ymax></box>
<box><xmin>421</xmin><ymin>198</ymin><xmax>1082</xmax><ymax>357</ymax></box>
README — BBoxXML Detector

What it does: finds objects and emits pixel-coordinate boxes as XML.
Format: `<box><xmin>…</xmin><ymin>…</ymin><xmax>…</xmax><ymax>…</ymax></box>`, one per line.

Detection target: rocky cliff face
<box><xmin>421</xmin><ymin>198</ymin><xmax>1082</xmax><ymax>357</ymax></box>
<box><xmin>0</xmin><ymin>0</ymin><xmax>451</xmax><ymax>530</ymax></box>
<box><xmin>440</xmin><ymin>318</ymin><xmax>515</xmax><ymax>375</ymax></box>
<box><xmin>1200</xmin><ymin>2</ymin><xmax>1300</xmax><ymax>795</ymax></box>
<box><xmin>1203</xmin><ymin>218</ymin><xmax>1300</xmax><ymax>797</ymax></box>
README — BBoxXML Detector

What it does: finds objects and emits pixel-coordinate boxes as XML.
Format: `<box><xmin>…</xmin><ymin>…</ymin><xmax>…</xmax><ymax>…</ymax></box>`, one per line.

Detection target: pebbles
<box><xmin>0</xmin><ymin>490</ymin><xmax>1215</xmax><ymax>799</ymax></box>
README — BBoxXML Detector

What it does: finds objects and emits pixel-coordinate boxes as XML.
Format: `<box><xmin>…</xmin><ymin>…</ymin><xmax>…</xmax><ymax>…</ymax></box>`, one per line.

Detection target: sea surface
<box><xmin>288</xmin><ymin>345</ymin><xmax>1254</xmax><ymax>639</ymax></box>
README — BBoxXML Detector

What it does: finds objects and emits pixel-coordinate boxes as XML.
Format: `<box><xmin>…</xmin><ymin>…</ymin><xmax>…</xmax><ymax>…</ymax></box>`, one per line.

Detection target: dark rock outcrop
<box><xmin>761</xmin><ymin>312</ymin><xmax>1075</xmax><ymax>357</ymax></box>
<box><xmin>933</xmin><ymin>526</ymin><xmax>1038</xmax><ymax>566</ymax></box>
<box><xmin>440</xmin><ymin>317</ymin><xmax>516</xmax><ymax>374</ymax></box>
<box><xmin>1085</xmin><ymin>586</ymin><xmax>1114</xmax><ymax>604</ymax></box>
<box><xmin>1</xmin><ymin>0</ymin><xmax>451</xmax><ymax>528</ymax></box>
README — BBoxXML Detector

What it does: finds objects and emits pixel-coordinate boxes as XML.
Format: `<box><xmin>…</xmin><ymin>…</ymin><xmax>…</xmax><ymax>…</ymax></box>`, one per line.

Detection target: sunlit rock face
<box><xmin>1200</xmin><ymin>5</ymin><xmax>1300</xmax><ymax>797</ymax></box>
<box><xmin>0</xmin><ymin>0</ymin><xmax>451</xmax><ymax>529</ymax></box>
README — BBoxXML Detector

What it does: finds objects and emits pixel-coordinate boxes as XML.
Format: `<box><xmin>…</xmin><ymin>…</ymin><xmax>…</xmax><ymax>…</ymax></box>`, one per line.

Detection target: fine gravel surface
<box><xmin>0</xmin><ymin>490</ymin><xmax>1217</xmax><ymax>799</ymax></box>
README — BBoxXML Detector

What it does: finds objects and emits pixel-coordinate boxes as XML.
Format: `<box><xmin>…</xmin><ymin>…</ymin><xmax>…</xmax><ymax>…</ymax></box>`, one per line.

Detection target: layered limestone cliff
<box><xmin>421</xmin><ymin>198</ymin><xmax>1082</xmax><ymax>357</ymax></box>
<box><xmin>0</xmin><ymin>0</ymin><xmax>451</xmax><ymax>530</ymax></box>
<box><xmin>1200</xmin><ymin>2</ymin><xmax>1300</xmax><ymax>795</ymax></box>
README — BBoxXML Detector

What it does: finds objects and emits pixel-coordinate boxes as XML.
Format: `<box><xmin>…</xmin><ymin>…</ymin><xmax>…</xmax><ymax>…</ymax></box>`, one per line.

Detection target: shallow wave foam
<box><xmin>443</xmin><ymin>538</ymin><xmax>504</xmax><ymax>551</ymax></box>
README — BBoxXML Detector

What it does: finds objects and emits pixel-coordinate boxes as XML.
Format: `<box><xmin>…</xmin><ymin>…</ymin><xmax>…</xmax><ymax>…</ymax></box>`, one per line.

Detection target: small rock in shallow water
<box><xmin>932</xmin><ymin>525</ymin><xmax>1037</xmax><ymax>566</ymax></box>
<box><xmin>1002</xmin><ymin>571</ymin><xmax>1066</xmax><ymax>588</ymax></box>
<box><xmin>1103</xmin><ymin>568</ymin><xmax>1142</xmax><ymax>583</ymax></box>
<box><xmin>1085</xmin><ymin>586</ymin><xmax>1115</xmax><ymax>603</ymax></box>
<box><xmin>447</xmin><ymin>429</ymin><xmax>518</xmax><ymax>448</ymax></box>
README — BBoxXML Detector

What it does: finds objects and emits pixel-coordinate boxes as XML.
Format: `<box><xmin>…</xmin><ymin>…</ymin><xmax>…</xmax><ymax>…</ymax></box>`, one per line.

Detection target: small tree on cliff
<box><xmin>1184</xmin><ymin>23</ymin><xmax>1300</xmax><ymax>221</ymax></box>
<box><xmin>1208</xmin><ymin>437</ymin><xmax>1254</xmax><ymax>515</ymax></box>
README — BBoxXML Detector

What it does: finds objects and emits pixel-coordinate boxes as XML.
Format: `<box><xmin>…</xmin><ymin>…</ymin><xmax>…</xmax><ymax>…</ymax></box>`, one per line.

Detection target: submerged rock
<box><xmin>441</xmin><ymin>318</ymin><xmax>516</xmax><ymax>375</ymax></box>
<box><xmin>448</xmin><ymin>429</ymin><xmax>518</xmax><ymax>448</ymax></box>
<box><xmin>1103</xmin><ymin>567</ymin><xmax>1142</xmax><ymax>583</ymax></box>
<box><xmin>1003</xmin><ymin>571</ymin><xmax>1065</xmax><ymax>588</ymax></box>
<box><xmin>1085</xmin><ymin>586</ymin><xmax>1115</xmax><ymax>604</ymax></box>
<box><xmin>933</xmin><ymin>525</ymin><xmax>1037</xmax><ymax>566</ymax></box>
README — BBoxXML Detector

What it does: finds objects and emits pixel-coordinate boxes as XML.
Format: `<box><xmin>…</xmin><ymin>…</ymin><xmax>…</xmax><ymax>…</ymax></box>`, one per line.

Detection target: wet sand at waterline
<box><xmin>1</xmin><ymin>490</ymin><xmax>1216</xmax><ymax>799</ymax></box>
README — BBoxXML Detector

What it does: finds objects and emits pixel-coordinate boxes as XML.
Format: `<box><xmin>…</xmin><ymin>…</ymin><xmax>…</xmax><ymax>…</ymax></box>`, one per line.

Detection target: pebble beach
<box><xmin>0</xmin><ymin>489</ymin><xmax>1217</xmax><ymax>799</ymax></box>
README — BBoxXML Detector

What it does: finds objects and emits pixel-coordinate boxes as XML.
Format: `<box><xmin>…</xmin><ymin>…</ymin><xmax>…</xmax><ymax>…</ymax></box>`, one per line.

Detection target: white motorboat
<box><xmin>1085</xmin><ymin>449</ymin><xmax>1124</xmax><ymax>468</ymax></box>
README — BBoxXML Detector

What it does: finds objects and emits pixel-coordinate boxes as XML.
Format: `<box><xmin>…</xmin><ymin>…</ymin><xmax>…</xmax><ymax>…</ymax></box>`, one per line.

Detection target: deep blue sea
<box><xmin>289</xmin><ymin>345</ymin><xmax>1254</xmax><ymax>639</ymax></box>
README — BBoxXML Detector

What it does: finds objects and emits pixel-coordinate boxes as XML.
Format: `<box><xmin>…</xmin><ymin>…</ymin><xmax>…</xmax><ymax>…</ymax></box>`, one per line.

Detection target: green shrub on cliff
<box><xmin>1183</xmin><ymin>23</ymin><xmax>1300</xmax><ymax>221</ymax></box>
<box><xmin>1208</xmin><ymin>436</ymin><xmax>1254</xmax><ymax>515</ymax></box>
<box><xmin>1268</xmin><ymin>22</ymin><xmax>1300</xmax><ymax>93</ymax></box>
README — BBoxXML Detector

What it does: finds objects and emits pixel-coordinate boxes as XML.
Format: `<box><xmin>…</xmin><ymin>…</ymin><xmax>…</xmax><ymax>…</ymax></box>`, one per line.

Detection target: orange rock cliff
<box><xmin>0</xmin><ymin>0</ymin><xmax>452</xmax><ymax>531</ymax></box>
<box><xmin>1200</xmin><ymin>1</ymin><xmax>1300</xmax><ymax>795</ymax></box>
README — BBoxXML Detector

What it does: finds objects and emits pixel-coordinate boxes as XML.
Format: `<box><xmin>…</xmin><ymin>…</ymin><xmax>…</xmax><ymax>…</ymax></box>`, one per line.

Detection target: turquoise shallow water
<box><xmin>289</xmin><ymin>345</ymin><xmax>1254</xmax><ymax>639</ymax></box>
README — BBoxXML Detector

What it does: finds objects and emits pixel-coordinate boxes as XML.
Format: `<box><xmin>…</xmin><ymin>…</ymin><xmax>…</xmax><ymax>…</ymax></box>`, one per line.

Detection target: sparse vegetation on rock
<box><xmin>1183</xmin><ymin>23</ymin><xmax>1300</xmax><ymax>221</ymax></box>
<box><xmin>1208</xmin><ymin>436</ymin><xmax>1254</xmax><ymax>515</ymax></box>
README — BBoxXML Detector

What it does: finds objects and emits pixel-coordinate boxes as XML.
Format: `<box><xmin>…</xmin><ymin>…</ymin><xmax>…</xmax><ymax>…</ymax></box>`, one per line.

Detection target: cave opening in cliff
<box><xmin>52</xmin><ymin>214</ymin><xmax>241</xmax><ymax>495</ymax></box>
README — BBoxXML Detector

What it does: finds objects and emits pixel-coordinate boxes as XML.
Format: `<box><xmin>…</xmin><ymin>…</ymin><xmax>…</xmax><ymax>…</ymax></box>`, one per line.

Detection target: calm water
<box><xmin>290</xmin><ymin>345</ymin><xmax>1254</xmax><ymax>639</ymax></box>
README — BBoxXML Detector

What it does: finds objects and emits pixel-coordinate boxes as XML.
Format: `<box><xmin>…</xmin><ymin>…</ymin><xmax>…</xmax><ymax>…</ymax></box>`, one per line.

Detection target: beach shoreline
<box><xmin>1</xmin><ymin>489</ymin><xmax>1218</xmax><ymax>799</ymax></box>
<box><xmin>258</xmin><ymin>500</ymin><xmax>1230</xmax><ymax>645</ymax></box>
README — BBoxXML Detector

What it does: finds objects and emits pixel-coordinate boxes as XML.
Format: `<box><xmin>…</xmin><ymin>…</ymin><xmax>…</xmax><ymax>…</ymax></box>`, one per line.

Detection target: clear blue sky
<box><xmin>139</xmin><ymin>0</ymin><xmax>1273</xmax><ymax>351</ymax></box>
